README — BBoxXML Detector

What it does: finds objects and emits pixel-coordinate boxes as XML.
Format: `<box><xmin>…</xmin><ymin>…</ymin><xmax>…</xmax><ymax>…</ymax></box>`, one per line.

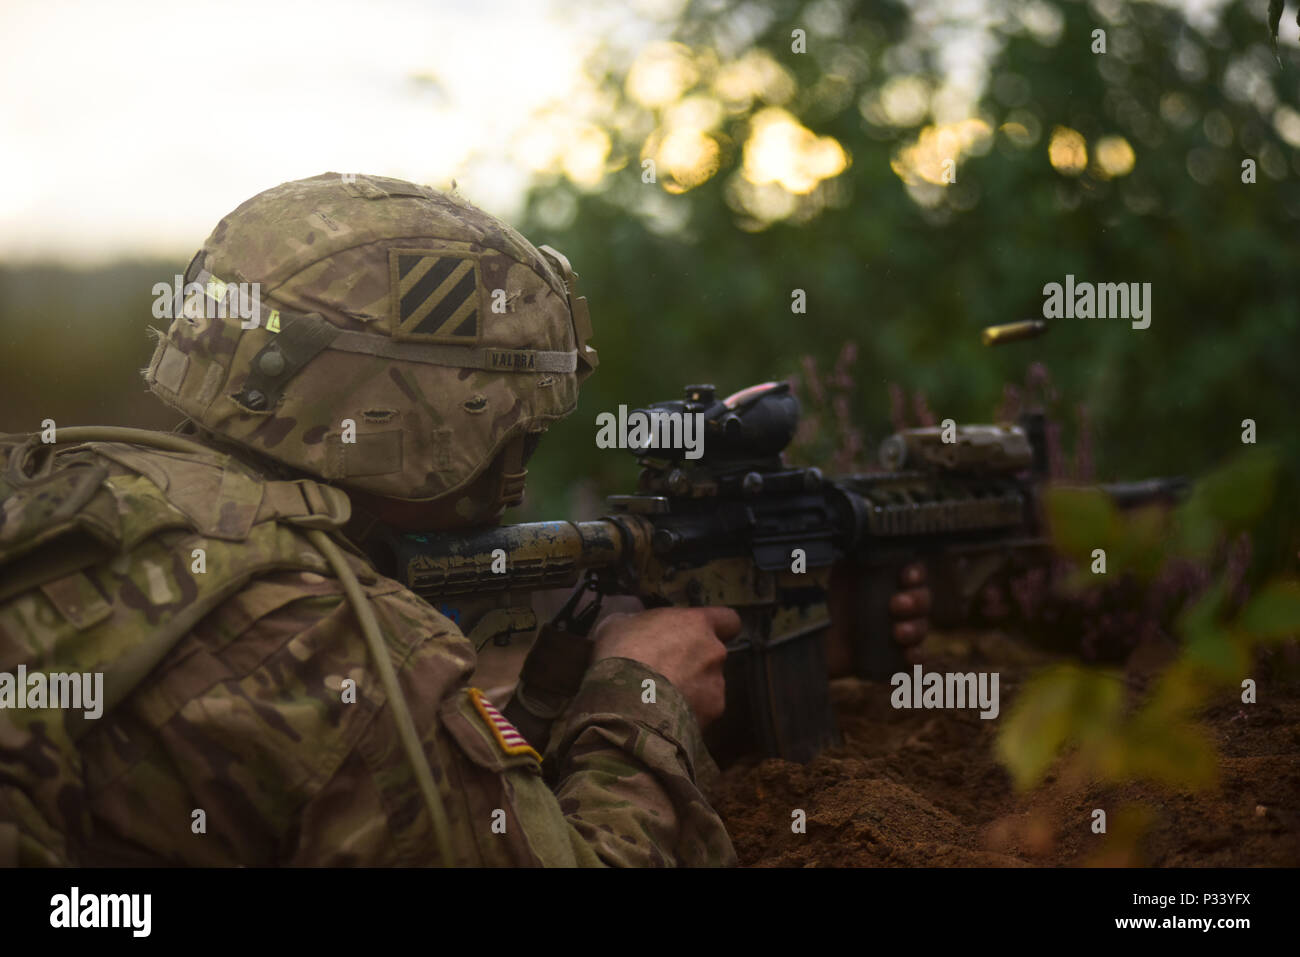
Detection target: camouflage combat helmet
<box><xmin>145</xmin><ymin>172</ymin><xmax>597</xmax><ymax>506</ymax></box>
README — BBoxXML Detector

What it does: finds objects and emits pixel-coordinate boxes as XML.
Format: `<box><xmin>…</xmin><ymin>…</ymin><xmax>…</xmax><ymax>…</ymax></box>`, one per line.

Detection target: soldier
<box><xmin>0</xmin><ymin>173</ymin><xmax>928</xmax><ymax>866</ymax></box>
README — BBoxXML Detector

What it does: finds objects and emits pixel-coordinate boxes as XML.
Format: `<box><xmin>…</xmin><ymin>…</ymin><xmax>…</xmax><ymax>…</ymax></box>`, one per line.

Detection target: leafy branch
<box><xmin>998</xmin><ymin>447</ymin><xmax>1300</xmax><ymax>795</ymax></box>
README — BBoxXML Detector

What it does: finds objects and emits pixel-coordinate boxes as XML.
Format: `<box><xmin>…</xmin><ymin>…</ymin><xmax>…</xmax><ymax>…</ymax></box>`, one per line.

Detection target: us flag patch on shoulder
<box><xmin>467</xmin><ymin>687</ymin><xmax>541</xmax><ymax>762</ymax></box>
<box><xmin>389</xmin><ymin>248</ymin><xmax>482</xmax><ymax>343</ymax></box>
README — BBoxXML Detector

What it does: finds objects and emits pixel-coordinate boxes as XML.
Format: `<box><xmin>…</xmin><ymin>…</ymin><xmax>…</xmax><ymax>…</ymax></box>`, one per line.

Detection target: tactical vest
<box><xmin>0</xmin><ymin>429</ymin><xmax>354</xmax><ymax>742</ymax></box>
<box><xmin>0</xmin><ymin>427</ymin><xmax>592</xmax><ymax>867</ymax></box>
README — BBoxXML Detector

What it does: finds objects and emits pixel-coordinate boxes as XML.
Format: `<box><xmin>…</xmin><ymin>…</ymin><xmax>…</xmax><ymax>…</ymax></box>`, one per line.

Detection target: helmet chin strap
<box><xmin>496</xmin><ymin>432</ymin><xmax>528</xmax><ymax>510</ymax></box>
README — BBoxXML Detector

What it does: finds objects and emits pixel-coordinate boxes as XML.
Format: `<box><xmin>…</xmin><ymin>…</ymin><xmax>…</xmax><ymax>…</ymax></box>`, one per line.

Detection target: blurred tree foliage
<box><xmin>1</xmin><ymin>1</ymin><xmax>1291</xmax><ymax>863</ymax></box>
<box><xmin>0</xmin><ymin>0</ymin><xmax>1295</xmax><ymax>574</ymax></box>
<box><xmin>0</xmin><ymin>263</ymin><xmax>178</xmax><ymax>436</ymax></box>
<box><xmin>510</xmin><ymin>0</ymin><xmax>1299</xmax><ymax>573</ymax></box>
<box><xmin>998</xmin><ymin>446</ymin><xmax>1300</xmax><ymax>860</ymax></box>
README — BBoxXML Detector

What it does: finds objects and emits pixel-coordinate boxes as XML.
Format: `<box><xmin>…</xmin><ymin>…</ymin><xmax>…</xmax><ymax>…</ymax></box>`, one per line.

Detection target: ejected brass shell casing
<box><xmin>981</xmin><ymin>320</ymin><xmax>1047</xmax><ymax>346</ymax></box>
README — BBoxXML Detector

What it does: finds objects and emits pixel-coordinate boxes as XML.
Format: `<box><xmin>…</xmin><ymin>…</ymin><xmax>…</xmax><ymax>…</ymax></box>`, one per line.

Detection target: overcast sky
<box><xmin>0</xmin><ymin>0</ymin><xmax>1257</xmax><ymax>264</ymax></box>
<box><xmin>0</xmin><ymin>0</ymin><xmax>674</xmax><ymax>263</ymax></box>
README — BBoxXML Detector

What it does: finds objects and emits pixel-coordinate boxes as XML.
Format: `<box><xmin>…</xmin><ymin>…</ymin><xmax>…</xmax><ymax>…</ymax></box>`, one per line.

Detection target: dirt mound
<box><xmin>711</xmin><ymin>630</ymin><xmax>1300</xmax><ymax>867</ymax></box>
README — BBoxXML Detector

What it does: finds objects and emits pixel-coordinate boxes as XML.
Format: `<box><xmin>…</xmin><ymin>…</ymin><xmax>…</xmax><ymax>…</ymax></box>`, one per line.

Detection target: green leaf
<box><xmin>1169</xmin><ymin>449</ymin><xmax>1278</xmax><ymax>558</ymax></box>
<box><xmin>1238</xmin><ymin>579</ymin><xmax>1300</xmax><ymax>641</ymax></box>
<box><xmin>1116</xmin><ymin>716</ymin><xmax>1218</xmax><ymax>790</ymax></box>
<box><xmin>1176</xmin><ymin>578</ymin><xmax>1250</xmax><ymax>682</ymax></box>
<box><xmin>1046</xmin><ymin>486</ymin><xmax>1119</xmax><ymax>564</ymax></box>
<box><xmin>996</xmin><ymin>663</ymin><xmax>1123</xmax><ymax>790</ymax></box>
<box><xmin>1170</xmin><ymin>495</ymin><xmax>1219</xmax><ymax>560</ymax></box>
<box><xmin>1112</xmin><ymin>503</ymin><xmax>1171</xmax><ymax>582</ymax></box>
<box><xmin>1184</xmin><ymin>627</ymin><xmax>1249</xmax><ymax>682</ymax></box>
<box><xmin>1144</xmin><ymin>661</ymin><xmax>1211</xmax><ymax>722</ymax></box>
<box><xmin>1177</xmin><ymin>572</ymin><xmax>1225</xmax><ymax>637</ymax></box>
<box><xmin>1187</xmin><ymin>447</ymin><xmax>1278</xmax><ymax>530</ymax></box>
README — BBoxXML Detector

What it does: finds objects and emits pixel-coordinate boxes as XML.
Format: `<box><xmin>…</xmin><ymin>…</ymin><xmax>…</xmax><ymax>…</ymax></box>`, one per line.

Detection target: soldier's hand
<box><xmin>826</xmin><ymin>561</ymin><xmax>932</xmax><ymax>677</ymax></box>
<box><xmin>591</xmin><ymin>606</ymin><xmax>741</xmax><ymax>729</ymax></box>
<box><xmin>890</xmin><ymin>562</ymin><xmax>931</xmax><ymax>650</ymax></box>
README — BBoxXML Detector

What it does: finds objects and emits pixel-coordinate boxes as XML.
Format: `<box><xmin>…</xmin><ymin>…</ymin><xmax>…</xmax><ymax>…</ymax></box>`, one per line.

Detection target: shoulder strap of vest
<box><xmin>0</xmin><ymin>427</ymin><xmax>356</xmax><ymax>725</ymax></box>
<box><xmin>0</xmin><ymin>426</ymin><xmax>455</xmax><ymax>864</ymax></box>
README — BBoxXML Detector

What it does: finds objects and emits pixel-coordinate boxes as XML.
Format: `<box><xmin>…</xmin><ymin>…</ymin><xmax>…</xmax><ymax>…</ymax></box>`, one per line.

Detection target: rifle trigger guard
<box><xmin>503</xmin><ymin>573</ymin><xmax>603</xmax><ymax>751</ymax></box>
<box><xmin>554</xmin><ymin>571</ymin><xmax>603</xmax><ymax>638</ymax></box>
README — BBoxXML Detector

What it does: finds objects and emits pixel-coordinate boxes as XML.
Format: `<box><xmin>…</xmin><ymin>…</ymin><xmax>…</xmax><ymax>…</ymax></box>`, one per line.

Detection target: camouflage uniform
<box><xmin>0</xmin><ymin>174</ymin><xmax>736</xmax><ymax>867</ymax></box>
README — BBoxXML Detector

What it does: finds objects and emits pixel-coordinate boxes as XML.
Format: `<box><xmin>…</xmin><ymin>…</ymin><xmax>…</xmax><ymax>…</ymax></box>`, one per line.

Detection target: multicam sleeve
<box><xmin>542</xmin><ymin>657</ymin><xmax>738</xmax><ymax>867</ymax></box>
<box><xmin>0</xmin><ymin>709</ymin><xmax>84</xmax><ymax>866</ymax></box>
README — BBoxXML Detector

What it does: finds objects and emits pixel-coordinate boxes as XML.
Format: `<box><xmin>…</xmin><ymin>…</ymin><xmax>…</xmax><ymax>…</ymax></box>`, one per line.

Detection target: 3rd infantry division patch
<box><xmin>391</xmin><ymin>250</ymin><xmax>481</xmax><ymax>342</ymax></box>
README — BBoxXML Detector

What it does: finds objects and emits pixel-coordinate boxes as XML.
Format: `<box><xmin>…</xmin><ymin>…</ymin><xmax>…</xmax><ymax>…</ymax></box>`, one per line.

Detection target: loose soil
<box><xmin>711</xmin><ymin>630</ymin><xmax>1300</xmax><ymax>867</ymax></box>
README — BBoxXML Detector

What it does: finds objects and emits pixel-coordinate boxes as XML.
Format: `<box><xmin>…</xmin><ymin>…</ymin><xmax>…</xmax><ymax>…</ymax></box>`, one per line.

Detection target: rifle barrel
<box><xmin>397</xmin><ymin>520</ymin><xmax>625</xmax><ymax>598</ymax></box>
